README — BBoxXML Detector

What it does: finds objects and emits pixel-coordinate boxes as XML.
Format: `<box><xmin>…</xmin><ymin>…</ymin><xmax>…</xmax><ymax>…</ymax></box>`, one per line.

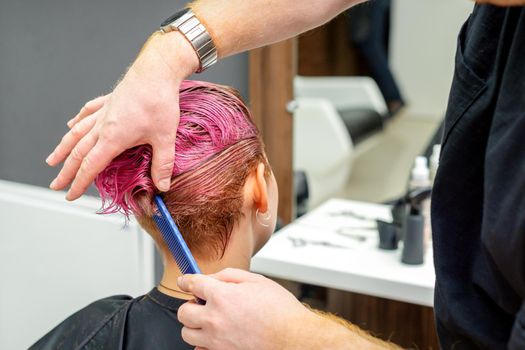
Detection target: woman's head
<box><xmin>94</xmin><ymin>80</ymin><xmax>277</xmax><ymax>262</ymax></box>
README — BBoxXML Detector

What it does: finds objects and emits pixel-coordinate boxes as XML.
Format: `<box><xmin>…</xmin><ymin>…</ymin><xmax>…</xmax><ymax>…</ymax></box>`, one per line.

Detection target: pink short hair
<box><xmin>95</xmin><ymin>80</ymin><xmax>269</xmax><ymax>257</ymax></box>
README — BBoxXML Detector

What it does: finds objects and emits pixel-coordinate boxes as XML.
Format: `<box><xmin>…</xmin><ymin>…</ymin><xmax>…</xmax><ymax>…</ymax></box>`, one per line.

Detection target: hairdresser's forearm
<box><xmin>308</xmin><ymin>309</ymin><xmax>403</xmax><ymax>349</ymax></box>
<box><xmin>189</xmin><ymin>0</ymin><xmax>366</xmax><ymax>58</ymax></box>
<box><xmin>138</xmin><ymin>0</ymin><xmax>365</xmax><ymax>82</ymax></box>
<box><xmin>294</xmin><ymin>311</ymin><xmax>394</xmax><ymax>350</ymax></box>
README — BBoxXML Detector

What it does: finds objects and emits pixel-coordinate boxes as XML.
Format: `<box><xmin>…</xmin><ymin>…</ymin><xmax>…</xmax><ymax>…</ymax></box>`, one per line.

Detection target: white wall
<box><xmin>390</xmin><ymin>0</ymin><xmax>474</xmax><ymax>118</ymax></box>
<box><xmin>0</xmin><ymin>180</ymin><xmax>155</xmax><ymax>349</ymax></box>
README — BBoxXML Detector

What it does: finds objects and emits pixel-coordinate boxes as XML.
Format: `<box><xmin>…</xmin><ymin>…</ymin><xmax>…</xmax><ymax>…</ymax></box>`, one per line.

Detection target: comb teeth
<box><xmin>152</xmin><ymin>215</ymin><xmax>195</xmax><ymax>274</ymax></box>
<box><xmin>153</xmin><ymin>195</ymin><xmax>201</xmax><ymax>275</ymax></box>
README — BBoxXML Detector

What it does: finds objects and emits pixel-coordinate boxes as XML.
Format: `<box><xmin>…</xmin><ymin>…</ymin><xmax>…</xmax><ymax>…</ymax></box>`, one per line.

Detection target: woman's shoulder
<box><xmin>29</xmin><ymin>294</ymin><xmax>137</xmax><ymax>350</ymax></box>
<box><xmin>29</xmin><ymin>290</ymin><xmax>191</xmax><ymax>350</ymax></box>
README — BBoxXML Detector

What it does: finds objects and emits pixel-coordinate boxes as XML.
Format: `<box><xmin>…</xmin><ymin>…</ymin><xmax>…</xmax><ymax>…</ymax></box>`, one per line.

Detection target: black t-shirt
<box><xmin>29</xmin><ymin>288</ymin><xmax>192</xmax><ymax>350</ymax></box>
<box><xmin>433</xmin><ymin>4</ymin><xmax>525</xmax><ymax>349</ymax></box>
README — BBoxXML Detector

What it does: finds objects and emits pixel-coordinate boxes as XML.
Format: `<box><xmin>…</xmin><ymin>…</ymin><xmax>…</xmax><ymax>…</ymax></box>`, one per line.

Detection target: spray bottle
<box><xmin>402</xmin><ymin>187</ymin><xmax>431</xmax><ymax>265</ymax></box>
<box><xmin>409</xmin><ymin>156</ymin><xmax>431</xmax><ymax>249</ymax></box>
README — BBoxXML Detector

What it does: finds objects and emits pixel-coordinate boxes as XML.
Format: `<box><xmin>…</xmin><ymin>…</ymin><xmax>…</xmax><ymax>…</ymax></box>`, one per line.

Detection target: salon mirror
<box><xmin>292</xmin><ymin>0</ymin><xmax>473</xmax><ymax>214</ymax></box>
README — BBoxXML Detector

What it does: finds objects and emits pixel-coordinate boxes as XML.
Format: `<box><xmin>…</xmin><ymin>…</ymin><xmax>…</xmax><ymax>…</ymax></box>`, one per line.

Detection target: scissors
<box><xmin>328</xmin><ymin>210</ymin><xmax>377</xmax><ymax>222</ymax></box>
<box><xmin>335</xmin><ymin>227</ymin><xmax>368</xmax><ymax>242</ymax></box>
<box><xmin>288</xmin><ymin>237</ymin><xmax>349</xmax><ymax>249</ymax></box>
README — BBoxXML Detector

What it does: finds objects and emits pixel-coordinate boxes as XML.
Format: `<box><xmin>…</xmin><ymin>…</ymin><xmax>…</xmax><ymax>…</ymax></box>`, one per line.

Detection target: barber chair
<box><xmin>293</xmin><ymin>76</ymin><xmax>388</xmax><ymax>210</ymax></box>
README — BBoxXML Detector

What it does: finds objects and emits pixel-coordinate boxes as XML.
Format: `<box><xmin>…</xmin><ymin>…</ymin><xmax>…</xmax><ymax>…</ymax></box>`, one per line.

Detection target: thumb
<box><xmin>151</xmin><ymin>140</ymin><xmax>176</xmax><ymax>192</ymax></box>
<box><xmin>210</xmin><ymin>268</ymin><xmax>264</xmax><ymax>283</ymax></box>
<box><xmin>178</xmin><ymin>274</ymin><xmax>221</xmax><ymax>300</ymax></box>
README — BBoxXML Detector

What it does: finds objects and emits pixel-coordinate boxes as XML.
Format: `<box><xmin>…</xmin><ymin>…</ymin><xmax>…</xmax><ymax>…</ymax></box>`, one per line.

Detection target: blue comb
<box><xmin>153</xmin><ymin>195</ymin><xmax>204</xmax><ymax>303</ymax></box>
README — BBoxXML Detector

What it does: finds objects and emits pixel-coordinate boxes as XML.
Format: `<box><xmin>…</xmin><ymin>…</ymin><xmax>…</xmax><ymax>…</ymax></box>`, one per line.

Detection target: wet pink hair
<box><xmin>94</xmin><ymin>80</ymin><xmax>269</xmax><ymax>257</ymax></box>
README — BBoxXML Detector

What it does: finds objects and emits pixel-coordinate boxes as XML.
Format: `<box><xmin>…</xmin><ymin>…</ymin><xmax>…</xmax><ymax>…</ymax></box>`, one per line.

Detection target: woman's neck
<box><xmin>158</xmin><ymin>219</ymin><xmax>254</xmax><ymax>299</ymax></box>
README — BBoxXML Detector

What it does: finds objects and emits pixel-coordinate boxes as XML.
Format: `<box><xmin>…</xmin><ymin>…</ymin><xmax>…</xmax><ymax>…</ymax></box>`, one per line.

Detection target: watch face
<box><xmin>161</xmin><ymin>8</ymin><xmax>191</xmax><ymax>27</ymax></box>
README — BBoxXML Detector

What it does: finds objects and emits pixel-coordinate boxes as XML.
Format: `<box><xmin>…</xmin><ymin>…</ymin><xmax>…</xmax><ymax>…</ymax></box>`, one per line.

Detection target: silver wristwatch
<box><xmin>160</xmin><ymin>8</ymin><xmax>217</xmax><ymax>73</ymax></box>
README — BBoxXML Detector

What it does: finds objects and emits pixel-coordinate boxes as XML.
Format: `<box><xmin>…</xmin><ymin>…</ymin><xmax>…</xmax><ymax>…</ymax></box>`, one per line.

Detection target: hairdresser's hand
<box><xmin>177</xmin><ymin>269</ymin><xmax>312</xmax><ymax>350</ymax></box>
<box><xmin>46</xmin><ymin>31</ymin><xmax>199</xmax><ymax>199</ymax></box>
<box><xmin>475</xmin><ymin>0</ymin><xmax>525</xmax><ymax>5</ymax></box>
<box><xmin>177</xmin><ymin>268</ymin><xmax>375</xmax><ymax>350</ymax></box>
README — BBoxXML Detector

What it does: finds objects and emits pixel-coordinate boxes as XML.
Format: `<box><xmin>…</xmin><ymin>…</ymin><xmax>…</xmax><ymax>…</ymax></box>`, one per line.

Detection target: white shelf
<box><xmin>251</xmin><ymin>198</ymin><xmax>435</xmax><ymax>307</ymax></box>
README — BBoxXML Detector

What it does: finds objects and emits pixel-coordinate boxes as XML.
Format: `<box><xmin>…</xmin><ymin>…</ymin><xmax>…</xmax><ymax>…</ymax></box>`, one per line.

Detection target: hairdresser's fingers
<box><xmin>46</xmin><ymin>113</ymin><xmax>98</xmax><ymax>167</ymax></box>
<box><xmin>177</xmin><ymin>301</ymin><xmax>207</xmax><ymax>329</ymax></box>
<box><xmin>67</xmin><ymin>94</ymin><xmax>109</xmax><ymax>129</ymax></box>
<box><xmin>195</xmin><ymin>347</ymin><xmax>209</xmax><ymax>350</ymax></box>
<box><xmin>210</xmin><ymin>268</ymin><xmax>265</xmax><ymax>284</ymax></box>
<box><xmin>151</xmin><ymin>138</ymin><xmax>176</xmax><ymax>192</ymax></box>
<box><xmin>65</xmin><ymin>140</ymin><xmax>121</xmax><ymax>200</ymax></box>
<box><xmin>178</xmin><ymin>274</ymin><xmax>221</xmax><ymax>301</ymax></box>
<box><xmin>50</xmin><ymin>129</ymin><xmax>99</xmax><ymax>191</ymax></box>
<box><xmin>181</xmin><ymin>327</ymin><xmax>208</xmax><ymax>347</ymax></box>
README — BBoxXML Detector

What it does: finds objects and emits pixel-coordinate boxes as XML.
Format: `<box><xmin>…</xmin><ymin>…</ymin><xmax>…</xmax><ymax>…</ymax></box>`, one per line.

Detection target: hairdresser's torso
<box><xmin>432</xmin><ymin>5</ymin><xmax>525</xmax><ymax>349</ymax></box>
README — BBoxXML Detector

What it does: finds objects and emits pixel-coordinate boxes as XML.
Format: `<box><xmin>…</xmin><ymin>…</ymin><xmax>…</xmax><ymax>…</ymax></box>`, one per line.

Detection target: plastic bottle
<box><xmin>409</xmin><ymin>156</ymin><xmax>431</xmax><ymax>250</ymax></box>
<box><xmin>430</xmin><ymin>144</ymin><xmax>441</xmax><ymax>183</ymax></box>
<box><xmin>402</xmin><ymin>213</ymin><xmax>425</xmax><ymax>265</ymax></box>
<box><xmin>410</xmin><ymin>156</ymin><xmax>430</xmax><ymax>189</ymax></box>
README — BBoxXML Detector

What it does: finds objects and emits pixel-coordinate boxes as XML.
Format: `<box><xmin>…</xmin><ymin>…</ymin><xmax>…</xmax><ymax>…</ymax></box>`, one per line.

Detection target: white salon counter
<box><xmin>251</xmin><ymin>198</ymin><xmax>435</xmax><ymax>307</ymax></box>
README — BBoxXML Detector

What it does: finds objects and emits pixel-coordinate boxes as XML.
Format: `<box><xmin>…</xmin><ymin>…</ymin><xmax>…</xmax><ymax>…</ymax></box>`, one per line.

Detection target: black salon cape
<box><xmin>29</xmin><ymin>288</ymin><xmax>192</xmax><ymax>350</ymax></box>
<box><xmin>432</xmin><ymin>4</ymin><xmax>525</xmax><ymax>350</ymax></box>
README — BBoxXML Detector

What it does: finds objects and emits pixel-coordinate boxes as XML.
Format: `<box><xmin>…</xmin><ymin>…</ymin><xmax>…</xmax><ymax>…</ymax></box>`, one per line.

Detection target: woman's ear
<box><xmin>252</xmin><ymin>162</ymin><xmax>269</xmax><ymax>213</ymax></box>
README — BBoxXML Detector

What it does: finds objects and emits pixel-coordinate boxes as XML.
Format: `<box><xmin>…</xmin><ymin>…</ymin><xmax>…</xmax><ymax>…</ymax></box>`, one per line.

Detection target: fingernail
<box><xmin>177</xmin><ymin>276</ymin><xmax>183</xmax><ymax>287</ymax></box>
<box><xmin>159</xmin><ymin>179</ymin><xmax>170</xmax><ymax>192</ymax></box>
<box><xmin>46</xmin><ymin>153</ymin><xmax>54</xmax><ymax>165</ymax></box>
<box><xmin>49</xmin><ymin>178</ymin><xmax>57</xmax><ymax>189</ymax></box>
<box><xmin>66</xmin><ymin>120</ymin><xmax>73</xmax><ymax>128</ymax></box>
<box><xmin>66</xmin><ymin>191</ymin><xmax>74</xmax><ymax>201</ymax></box>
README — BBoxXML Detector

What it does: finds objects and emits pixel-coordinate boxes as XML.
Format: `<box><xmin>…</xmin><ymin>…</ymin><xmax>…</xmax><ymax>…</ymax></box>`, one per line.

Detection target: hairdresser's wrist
<box><xmin>133</xmin><ymin>30</ymin><xmax>199</xmax><ymax>83</ymax></box>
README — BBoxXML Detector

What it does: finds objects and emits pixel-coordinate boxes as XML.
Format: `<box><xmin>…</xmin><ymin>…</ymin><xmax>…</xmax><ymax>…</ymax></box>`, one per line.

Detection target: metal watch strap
<box><xmin>160</xmin><ymin>8</ymin><xmax>217</xmax><ymax>73</ymax></box>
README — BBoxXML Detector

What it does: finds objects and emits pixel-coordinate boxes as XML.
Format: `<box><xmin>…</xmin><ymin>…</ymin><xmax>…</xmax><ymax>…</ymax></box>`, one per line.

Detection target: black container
<box><xmin>377</xmin><ymin>220</ymin><xmax>399</xmax><ymax>250</ymax></box>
